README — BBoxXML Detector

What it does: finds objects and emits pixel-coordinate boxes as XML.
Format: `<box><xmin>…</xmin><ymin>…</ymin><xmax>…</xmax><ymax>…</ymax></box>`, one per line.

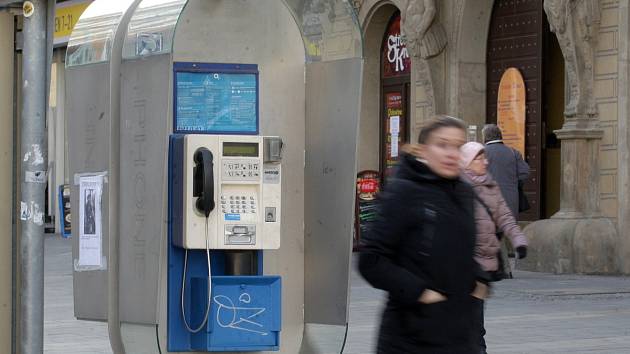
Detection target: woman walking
<box><xmin>359</xmin><ymin>115</ymin><xmax>488</xmax><ymax>353</ymax></box>
<box><xmin>460</xmin><ymin>141</ymin><xmax>528</xmax><ymax>353</ymax></box>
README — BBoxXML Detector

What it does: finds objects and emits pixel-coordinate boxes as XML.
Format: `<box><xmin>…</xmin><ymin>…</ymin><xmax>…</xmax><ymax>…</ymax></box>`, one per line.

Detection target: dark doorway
<box><xmin>486</xmin><ymin>0</ymin><xmax>564</xmax><ymax>221</ymax></box>
<box><xmin>486</xmin><ymin>0</ymin><xmax>544</xmax><ymax>221</ymax></box>
<box><xmin>542</xmin><ymin>22</ymin><xmax>564</xmax><ymax>218</ymax></box>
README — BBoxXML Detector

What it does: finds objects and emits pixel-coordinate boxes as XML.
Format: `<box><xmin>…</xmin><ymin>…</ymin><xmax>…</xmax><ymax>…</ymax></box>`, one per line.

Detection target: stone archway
<box><xmin>449</xmin><ymin>0</ymin><xmax>494</xmax><ymax>129</ymax></box>
<box><xmin>357</xmin><ymin>1</ymin><xmax>401</xmax><ymax>173</ymax></box>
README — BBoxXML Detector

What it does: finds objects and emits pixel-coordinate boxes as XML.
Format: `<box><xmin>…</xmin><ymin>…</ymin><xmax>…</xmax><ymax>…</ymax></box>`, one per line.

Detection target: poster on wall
<box><xmin>384</xmin><ymin>93</ymin><xmax>404</xmax><ymax>177</ymax></box>
<box><xmin>497</xmin><ymin>67</ymin><xmax>526</xmax><ymax>156</ymax></box>
<box><xmin>78</xmin><ymin>175</ymin><xmax>103</xmax><ymax>267</ymax></box>
<box><xmin>354</xmin><ymin>171</ymin><xmax>381</xmax><ymax>250</ymax></box>
<box><xmin>58</xmin><ymin>184</ymin><xmax>72</xmax><ymax>238</ymax></box>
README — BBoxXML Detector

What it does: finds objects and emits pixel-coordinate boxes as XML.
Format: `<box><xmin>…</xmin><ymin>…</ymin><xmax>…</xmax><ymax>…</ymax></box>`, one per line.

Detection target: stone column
<box><xmin>520</xmin><ymin>0</ymin><xmax>618</xmax><ymax>274</ymax></box>
<box><xmin>553</xmin><ymin>126</ymin><xmax>603</xmax><ymax>219</ymax></box>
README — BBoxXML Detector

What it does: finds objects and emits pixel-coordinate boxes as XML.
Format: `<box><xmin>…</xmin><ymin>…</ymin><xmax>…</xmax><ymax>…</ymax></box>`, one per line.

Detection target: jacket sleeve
<box><xmin>358</xmin><ymin>181</ymin><xmax>427</xmax><ymax>305</ymax></box>
<box><xmin>515</xmin><ymin>150</ymin><xmax>530</xmax><ymax>182</ymax></box>
<box><xmin>492</xmin><ymin>189</ymin><xmax>528</xmax><ymax>248</ymax></box>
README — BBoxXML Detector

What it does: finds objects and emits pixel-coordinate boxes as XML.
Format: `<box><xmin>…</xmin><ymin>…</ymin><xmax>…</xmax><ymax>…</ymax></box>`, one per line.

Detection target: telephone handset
<box><xmin>193</xmin><ymin>148</ymin><xmax>215</xmax><ymax>217</ymax></box>
<box><xmin>183</xmin><ymin>147</ymin><xmax>216</xmax><ymax>333</ymax></box>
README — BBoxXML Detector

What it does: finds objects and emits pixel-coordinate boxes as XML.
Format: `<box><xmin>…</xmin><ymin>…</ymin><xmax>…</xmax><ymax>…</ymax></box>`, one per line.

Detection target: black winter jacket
<box><xmin>359</xmin><ymin>154</ymin><xmax>482</xmax><ymax>353</ymax></box>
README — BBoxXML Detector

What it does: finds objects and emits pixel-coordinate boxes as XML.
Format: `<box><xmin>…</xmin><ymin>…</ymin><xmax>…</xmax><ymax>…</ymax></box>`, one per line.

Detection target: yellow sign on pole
<box><xmin>53</xmin><ymin>0</ymin><xmax>92</xmax><ymax>46</ymax></box>
<box><xmin>497</xmin><ymin>67</ymin><xmax>526</xmax><ymax>156</ymax></box>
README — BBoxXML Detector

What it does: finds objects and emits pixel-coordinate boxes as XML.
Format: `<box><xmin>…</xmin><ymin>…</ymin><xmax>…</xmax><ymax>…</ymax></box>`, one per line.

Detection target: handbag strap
<box><xmin>473</xmin><ymin>192</ymin><xmax>503</xmax><ymax>241</ymax></box>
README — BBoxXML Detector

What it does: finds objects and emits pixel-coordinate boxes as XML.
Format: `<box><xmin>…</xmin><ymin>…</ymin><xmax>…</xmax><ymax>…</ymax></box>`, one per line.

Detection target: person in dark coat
<box><xmin>359</xmin><ymin>115</ymin><xmax>488</xmax><ymax>354</ymax></box>
<box><xmin>481</xmin><ymin>124</ymin><xmax>530</xmax><ymax>219</ymax></box>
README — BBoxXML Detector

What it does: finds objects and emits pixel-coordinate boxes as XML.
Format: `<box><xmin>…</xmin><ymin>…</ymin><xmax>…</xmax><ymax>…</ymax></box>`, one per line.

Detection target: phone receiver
<box><xmin>193</xmin><ymin>148</ymin><xmax>215</xmax><ymax>217</ymax></box>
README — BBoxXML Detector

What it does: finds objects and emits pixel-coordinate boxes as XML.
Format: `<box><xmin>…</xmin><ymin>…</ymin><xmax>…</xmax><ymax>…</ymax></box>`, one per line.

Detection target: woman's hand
<box><xmin>418</xmin><ymin>289</ymin><xmax>447</xmax><ymax>304</ymax></box>
<box><xmin>471</xmin><ymin>281</ymin><xmax>489</xmax><ymax>300</ymax></box>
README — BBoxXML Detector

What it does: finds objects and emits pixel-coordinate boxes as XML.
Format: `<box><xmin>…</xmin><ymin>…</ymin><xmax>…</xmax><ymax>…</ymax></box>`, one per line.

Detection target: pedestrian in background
<box><xmin>359</xmin><ymin>115</ymin><xmax>488</xmax><ymax>354</ymax></box>
<box><xmin>482</xmin><ymin>124</ymin><xmax>530</xmax><ymax>278</ymax></box>
<box><xmin>481</xmin><ymin>124</ymin><xmax>530</xmax><ymax>219</ymax></box>
<box><xmin>460</xmin><ymin>141</ymin><xmax>528</xmax><ymax>354</ymax></box>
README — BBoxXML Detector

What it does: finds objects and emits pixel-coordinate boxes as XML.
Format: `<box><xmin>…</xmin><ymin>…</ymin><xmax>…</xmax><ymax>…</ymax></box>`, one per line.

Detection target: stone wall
<box><xmin>598</xmin><ymin>0</ymin><xmax>621</xmax><ymax>220</ymax></box>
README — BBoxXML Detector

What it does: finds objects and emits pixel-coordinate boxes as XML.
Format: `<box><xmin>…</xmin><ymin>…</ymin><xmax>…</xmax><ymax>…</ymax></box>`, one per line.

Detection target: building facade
<box><xmin>355</xmin><ymin>0</ymin><xmax>629</xmax><ymax>274</ymax></box>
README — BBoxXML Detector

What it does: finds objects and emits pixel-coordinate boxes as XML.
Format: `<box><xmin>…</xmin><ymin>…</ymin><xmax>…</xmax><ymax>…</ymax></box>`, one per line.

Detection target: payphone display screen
<box><xmin>175</xmin><ymin>69</ymin><xmax>258</xmax><ymax>133</ymax></box>
<box><xmin>223</xmin><ymin>142</ymin><xmax>259</xmax><ymax>157</ymax></box>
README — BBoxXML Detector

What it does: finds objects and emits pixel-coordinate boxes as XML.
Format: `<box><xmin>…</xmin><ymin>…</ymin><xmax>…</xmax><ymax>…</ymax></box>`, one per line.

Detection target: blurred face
<box><xmin>409</xmin><ymin>127</ymin><xmax>466</xmax><ymax>179</ymax></box>
<box><xmin>468</xmin><ymin>152</ymin><xmax>488</xmax><ymax>176</ymax></box>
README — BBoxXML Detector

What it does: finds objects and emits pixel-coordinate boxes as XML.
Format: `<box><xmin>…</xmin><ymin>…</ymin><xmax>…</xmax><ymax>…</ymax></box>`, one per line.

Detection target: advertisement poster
<box><xmin>497</xmin><ymin>67</ymin><xmax>526</xmax><ymax>156</ymax></box>
<box><xmin>78</xmin><ymin>175</ymin><xmax>103</xmax><ymax>267</ymax></box>
<box><xmin>354</xmin><ymin>171</ymin><xmax>381</xmax><ymax>250</ymax></box>
<box><xmin>382</xmin><ymin>13</ymin><xmax>411</xmax><ymax>78</ymax></box>
<box><xmin>384</xmin><ymin>93</ymin><xmax>404</xmax><ymax>177</ymax></box>
<box><xmin>58</xmin><ymin>185</ymin><xmax>72</xmax><ymax>238</ymax></box>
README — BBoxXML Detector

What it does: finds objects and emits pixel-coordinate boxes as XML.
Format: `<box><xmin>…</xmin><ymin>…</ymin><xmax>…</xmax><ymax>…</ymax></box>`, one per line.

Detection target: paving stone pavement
<box><xmin>344</xmin><ymin>258</ymin><xmax>630</xmax><ymax>354</ymax></box>
<box><xmin>44</xmin><ymin>235</ymin><xmax>630</xmax><ymax>353</ymax></box>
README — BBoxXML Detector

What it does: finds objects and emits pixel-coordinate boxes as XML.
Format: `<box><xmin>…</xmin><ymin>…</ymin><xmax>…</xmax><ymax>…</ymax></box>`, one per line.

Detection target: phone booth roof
<box><xmin>117</xmin><ymin>0</ymin><xmax>363</xmax><ymax>62</ymax></box>
<box><xmin>66</xmin><ymin>0</ymin><xmax>136</xmax><ymax>67</ymax></box>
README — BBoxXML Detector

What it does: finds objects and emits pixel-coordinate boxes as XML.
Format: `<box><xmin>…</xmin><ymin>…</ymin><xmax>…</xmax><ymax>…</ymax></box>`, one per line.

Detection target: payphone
<box><xmin>167</xmin><ymin>64</ymin><xmax>283</xmax><ymax>352</ymax></box>
<box><xmin>169</xmin><ymin>135</ymin><xmax>284</xmax><ymax>350</ymax></box>
<box><xmin>173</xmin><ymin>135</ymin><xmax>282</xmax><ymax>250</ymax></box>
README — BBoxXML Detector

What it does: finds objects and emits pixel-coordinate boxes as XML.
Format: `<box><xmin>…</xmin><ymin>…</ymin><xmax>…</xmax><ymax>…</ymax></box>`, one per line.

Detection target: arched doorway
<box><xmin>485</xmin><ymin>0</ymin><xmax>564</xmax><ymax>220</ymax></box>
<box><xmin>380</xmin><ymin>11</ymin><xmax>411</xmax><ymax>179</ymax></box>
<box><xmin>355</xmin><ymin>5</ymin><xmax>409</xmax><ymax>249</ymax></box>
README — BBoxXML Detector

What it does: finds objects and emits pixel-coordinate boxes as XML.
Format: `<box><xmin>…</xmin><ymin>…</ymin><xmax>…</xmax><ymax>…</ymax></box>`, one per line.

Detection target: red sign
<box><xmin>382</xmin><ymin>13</ymin><xmax>411</xmax><ymax>78</ymax></box>
<box><xmin>357</xmin><ymin>171</ymin><xmax>381</xmax><ymax>201</ymax></box>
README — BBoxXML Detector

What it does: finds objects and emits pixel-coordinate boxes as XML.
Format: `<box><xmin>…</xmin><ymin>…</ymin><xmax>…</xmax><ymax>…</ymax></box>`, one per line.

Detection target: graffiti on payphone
<box><xmin>384</xmin><ymin>92</ymin><xmax>404</xmax><ymax>178</ymax></box>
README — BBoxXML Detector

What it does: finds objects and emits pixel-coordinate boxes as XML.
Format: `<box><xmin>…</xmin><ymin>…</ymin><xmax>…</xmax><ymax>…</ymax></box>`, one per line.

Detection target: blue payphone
<box><xmin>168</xmin><ymin>63</ymin><xmax>283</xmax><ymax>352</ymax></box>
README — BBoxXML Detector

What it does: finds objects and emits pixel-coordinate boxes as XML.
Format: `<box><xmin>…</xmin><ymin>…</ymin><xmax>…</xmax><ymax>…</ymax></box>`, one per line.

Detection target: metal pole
<box><xmin>19</xmin><ymin>1</ymin><xmax>48</xmax><ymax>353</ymax></box>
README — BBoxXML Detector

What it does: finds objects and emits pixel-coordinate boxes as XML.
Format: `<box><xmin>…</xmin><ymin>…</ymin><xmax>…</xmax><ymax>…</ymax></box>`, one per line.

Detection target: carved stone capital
<box><xmin>401</xmin><ymin>0</ymin><xmax>447</xmax><ymax>59</ymax></box>
<box><xmin>554</xmin><ymin>127</ymin><xmax>603</xmax><ymax>140</ymax></box>
<box><xmin>544</xmin><ymin>0</ymin><xmax>601</xmax><ymax>119</ymax></box>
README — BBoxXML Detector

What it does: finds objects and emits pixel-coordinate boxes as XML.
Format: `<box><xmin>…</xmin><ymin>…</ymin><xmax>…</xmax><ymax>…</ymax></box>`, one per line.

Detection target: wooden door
<box><xmin>487</xmin><ymin>0</ymin><xmax>543</xmax><ymax>220</ymax></box>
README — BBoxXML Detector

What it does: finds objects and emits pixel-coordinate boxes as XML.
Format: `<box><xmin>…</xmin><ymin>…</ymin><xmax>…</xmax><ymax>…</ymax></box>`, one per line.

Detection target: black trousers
<box><xmin>474</xmin><ymin>298</ymin><xmax>486</xmax><ymax>351</ymax></box>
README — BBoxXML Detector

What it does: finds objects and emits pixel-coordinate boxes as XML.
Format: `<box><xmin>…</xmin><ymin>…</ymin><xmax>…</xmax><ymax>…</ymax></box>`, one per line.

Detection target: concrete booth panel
<box><xmin>65</xmin><ymin>0</ymin><xmax>137</xmax><ymax>321</ymax></box>
<box><xmin>119</xmin><ymin>0</ymin><xmax>188</xmax><ymax>327</ymax></box>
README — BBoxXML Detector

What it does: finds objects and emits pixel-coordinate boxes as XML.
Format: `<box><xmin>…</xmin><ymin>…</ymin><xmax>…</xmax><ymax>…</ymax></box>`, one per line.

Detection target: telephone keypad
<box><xmin>221</xmin><ymin>194</ymin><xmax>257</xmax><ymax>214</ymax></box>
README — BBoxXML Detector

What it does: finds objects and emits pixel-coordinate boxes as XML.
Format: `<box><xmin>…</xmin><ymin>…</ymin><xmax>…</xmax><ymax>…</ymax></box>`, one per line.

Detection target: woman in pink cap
<box><xmin>460</xmin><ymin>141</ymin><xmax>528</xmax><ymax>354</ymax></box>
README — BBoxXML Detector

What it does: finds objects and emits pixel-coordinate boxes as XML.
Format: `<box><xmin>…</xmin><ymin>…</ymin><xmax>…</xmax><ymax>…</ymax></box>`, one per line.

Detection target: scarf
<box><xmin>463</xmin><ymin>169</ymin><xmax>489</xmax><ymax>186</ymax></box>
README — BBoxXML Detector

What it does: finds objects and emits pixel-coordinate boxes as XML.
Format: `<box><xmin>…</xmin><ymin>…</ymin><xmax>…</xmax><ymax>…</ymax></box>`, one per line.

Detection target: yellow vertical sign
<box><xmin>54</xmin><ymin>0</ymin><xmax>92</xmax><ymax>46</ymax></box>
<box><xmin>497</xmin><ymin>67</ymin><xmax>526</xmax><ymax>156</ymax></box>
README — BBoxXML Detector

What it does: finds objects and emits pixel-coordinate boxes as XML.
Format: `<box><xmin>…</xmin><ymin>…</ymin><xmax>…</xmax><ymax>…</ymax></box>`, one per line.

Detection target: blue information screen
<box><xmin>175</xmin><ymin>70</ymin><xmax>258</xmax><ymax>133</ymax></box>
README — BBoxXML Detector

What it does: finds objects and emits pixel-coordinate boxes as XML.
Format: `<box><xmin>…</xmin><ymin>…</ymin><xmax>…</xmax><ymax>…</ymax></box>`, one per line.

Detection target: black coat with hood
<box><xmin>358</xmin><ymin>154</ymin><xmax>482</xmax><ymax>353</ymax></box>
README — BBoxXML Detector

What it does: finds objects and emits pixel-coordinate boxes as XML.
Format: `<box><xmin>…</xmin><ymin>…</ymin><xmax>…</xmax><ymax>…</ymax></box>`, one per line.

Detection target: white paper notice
<box><xmin>390</xmin><ymin>116</ymin><xmax>400</xmax><ymax>135</ymax></box>
<box><xmin>79</xmin><ymin>175</ymin><xmax>103</xmax><ymax>267</ymax></box>
<box><xmin>391</xmin><ymin>134</ymin><xmax>399</xmax><ymax>158</ymax></box>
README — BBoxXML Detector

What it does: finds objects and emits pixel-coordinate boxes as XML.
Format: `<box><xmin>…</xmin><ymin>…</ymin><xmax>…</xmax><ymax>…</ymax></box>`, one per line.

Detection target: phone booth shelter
<box><xmin>65</xmin><ymin>0</ymin><xmax>363</xmax><ymax>353</ymax></box>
